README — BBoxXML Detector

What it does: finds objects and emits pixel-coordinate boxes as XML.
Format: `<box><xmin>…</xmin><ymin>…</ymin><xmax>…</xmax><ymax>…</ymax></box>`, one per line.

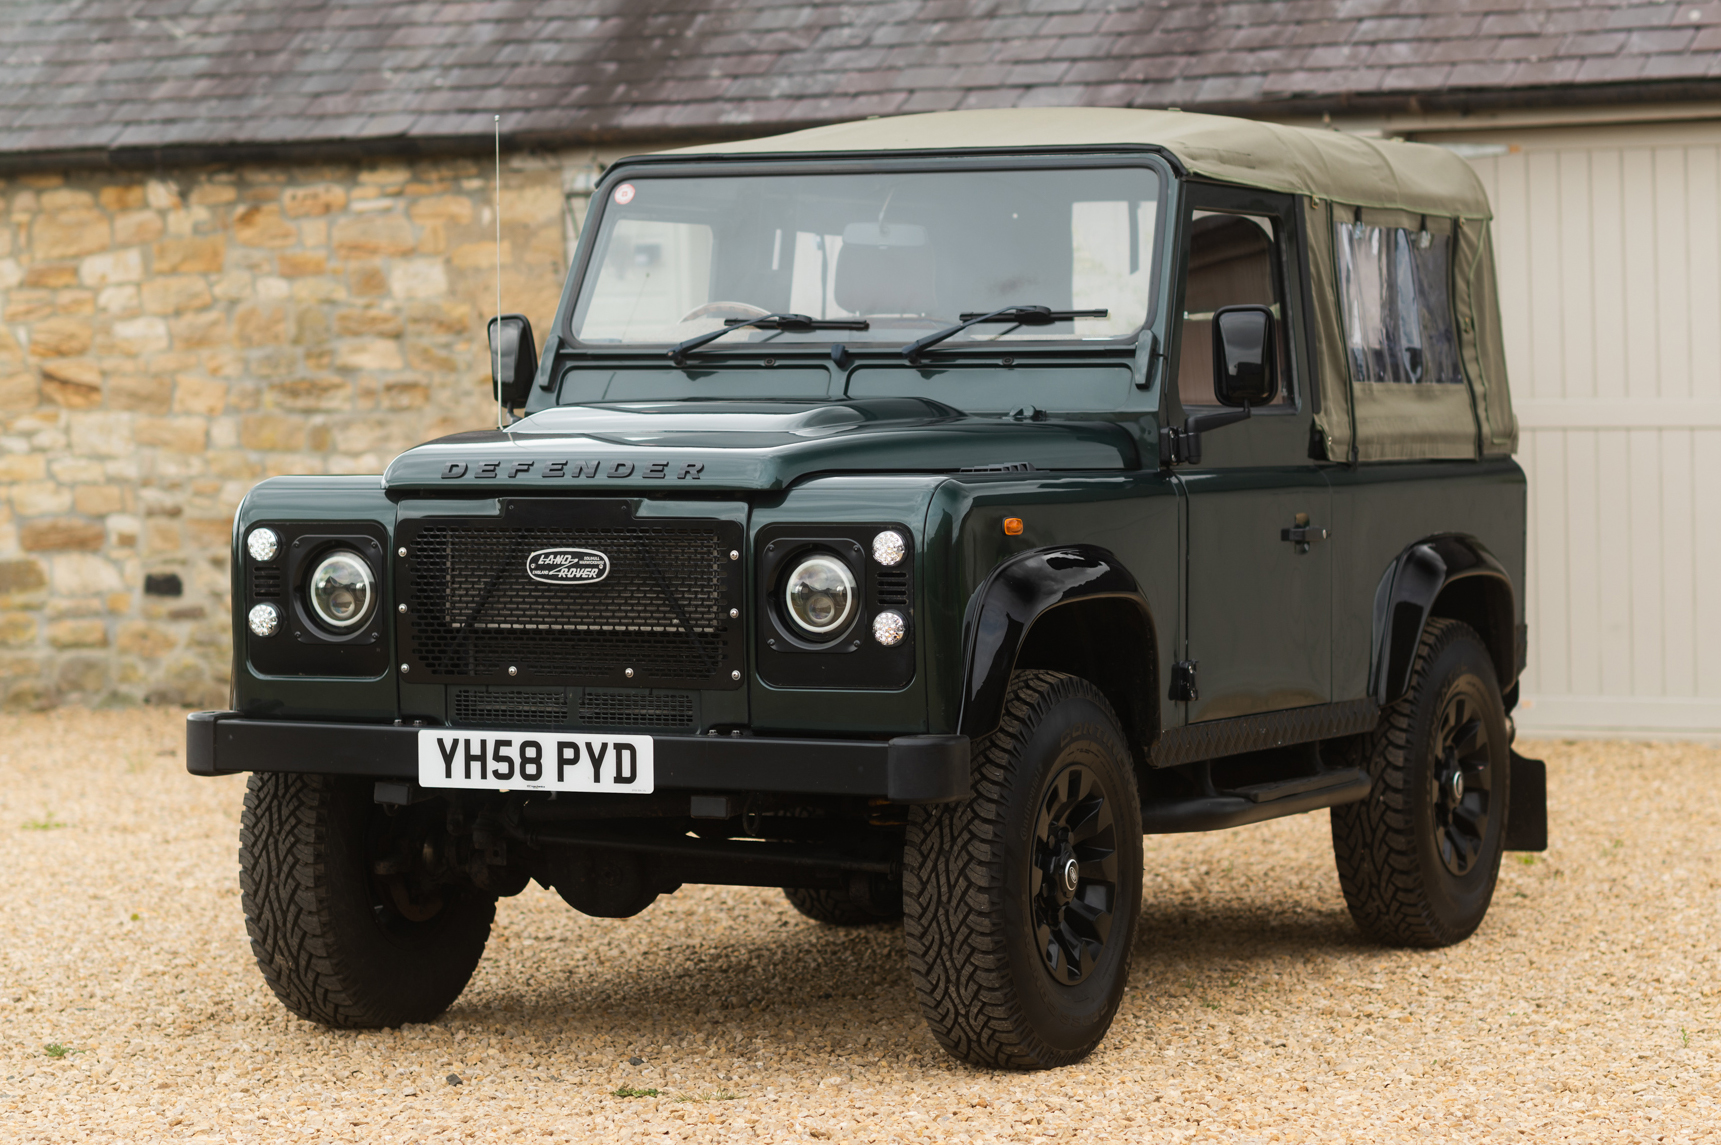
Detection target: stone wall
<box><xmin>0</xmin><ymin>150</ymin><xmax>602</xmax><ymax>710</ymax></box>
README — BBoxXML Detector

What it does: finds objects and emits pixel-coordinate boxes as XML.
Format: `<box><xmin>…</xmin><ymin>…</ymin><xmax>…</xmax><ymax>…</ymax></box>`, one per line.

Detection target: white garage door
<box><xmin>1421</xmin><ymin>120</ymin><xmax>1721</xmax><ymax>737</ymax></box>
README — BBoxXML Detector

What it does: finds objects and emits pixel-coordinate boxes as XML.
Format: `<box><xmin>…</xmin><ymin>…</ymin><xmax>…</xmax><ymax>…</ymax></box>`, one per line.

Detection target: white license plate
<box><xmin>417</xmin><ymin>730</ymin><xmax>654</xmax><ymax>794</ymax></box>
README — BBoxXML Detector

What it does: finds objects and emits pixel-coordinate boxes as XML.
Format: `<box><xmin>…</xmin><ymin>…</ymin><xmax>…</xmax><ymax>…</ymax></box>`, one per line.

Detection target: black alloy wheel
<box><xmin>904</xmin><ymin>670</ymin><xmax>1142</xmax><ymax>1069</ymax></box>
<box><xmin>1030</xmin><ymin>764</ymin><xmax>1120</xmax><ymax>985</ymax></box>
<box><xmin>1429</xmin><ymin>692</ymin><xmax>1494</xmax><ymax>877</ymax></box>
<box><xmin>1331</xmin><ymin>618</ymin><xmax>1510</xmax><ymax>948</ymax></box>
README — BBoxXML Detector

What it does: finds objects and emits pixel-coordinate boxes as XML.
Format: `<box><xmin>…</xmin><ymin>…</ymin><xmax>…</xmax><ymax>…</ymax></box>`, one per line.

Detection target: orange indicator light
<box><xmin>1003</xmin><ymin>517</ymin><xmax>1024</xmax><ymax>536</ymax></box>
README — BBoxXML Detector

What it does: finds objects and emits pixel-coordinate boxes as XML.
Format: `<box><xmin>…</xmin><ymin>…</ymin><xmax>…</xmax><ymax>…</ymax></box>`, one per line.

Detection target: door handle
<box><xmin>1280</xmin><ymin>513</ymin><xmax>1328</xmax><ymax>553</ymax></box>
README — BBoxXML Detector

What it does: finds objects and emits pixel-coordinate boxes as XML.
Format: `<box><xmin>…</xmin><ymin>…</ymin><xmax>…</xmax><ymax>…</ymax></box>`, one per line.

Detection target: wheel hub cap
<box><xmin>1430</xmin><ymin>693</ymin><xmax>1494</xmax><ymax>878</ymax></box>
<box><xmin>1031</xmin><ymin>764</ymin><xmax>1119</xmax><ymax>986</ymax></box>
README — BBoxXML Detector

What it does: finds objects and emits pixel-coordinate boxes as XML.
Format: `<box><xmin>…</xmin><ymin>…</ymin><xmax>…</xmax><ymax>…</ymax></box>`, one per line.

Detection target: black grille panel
<box><xmin>452</xmin><ymin>687</ymin><xmax>568</xmax><ymax>728</ymax></box>
<box><xmin>398</xmin><ymin>504</ymin><xmax>743</xmax><ymax>688</ymax></box>
<box><xmin>250</xmin><ymin>567</ymin><xmax>281</xmax><ymax>599</ymax></box>
<box><xmin>578</xmin><ymin>689</ymin><xmax>696</xmax><ymax>730</ymax></box>
<box><xmin>876</xmin><ymin>569</ymin><xmax>910</xmax><ymax>606</ymax></box>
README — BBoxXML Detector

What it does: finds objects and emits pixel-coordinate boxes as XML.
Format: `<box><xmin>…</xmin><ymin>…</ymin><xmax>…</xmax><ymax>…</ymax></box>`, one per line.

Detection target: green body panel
<box><xmin>747</xmin><ymin>476</ymin><xmax>944</xmax><ymax>733</ymax></box>
<box><xmin>1327</xmin><ymin>459</ymin><xmax>1527</xmax><ymax>700</ymax></box>
<box><xmin>382</xmin><ymin>397</ymin><xmax>1140</xmax><ymax>493</ymax></box>
<box><xmin>924</xmin><ymin>473</ymin><xmax>1182</xmax><ymax>734</ymax></box>
<box><xmin>1181</xmin><ymin>464</ymin><xmax>1332</xmax><ymax>720</ymax></box>
<box><xmin>232</xmin><ymin>475</ymin><xmax>398</xmax><ymax>722</ymax></box>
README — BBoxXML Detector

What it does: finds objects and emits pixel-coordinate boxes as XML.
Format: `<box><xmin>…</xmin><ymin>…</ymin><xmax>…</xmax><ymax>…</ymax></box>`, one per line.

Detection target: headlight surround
<box><xmin>247</xmin><ymin>602</ymin><xmax>280</xmax><ymax>637</ymax></box>
<box><xmin>782</xmin><ymin>554</ymin><xmax>858</xmax><ymax>638</ymax></box>
<box><xmin>307</xmin><ymin>550</ymin><xmax>376</xmax><ymax>631</ymax></box>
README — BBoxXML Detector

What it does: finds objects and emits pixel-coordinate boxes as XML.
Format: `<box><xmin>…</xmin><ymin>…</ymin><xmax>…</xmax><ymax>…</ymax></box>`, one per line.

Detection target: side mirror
<box><xmin>1211</xmin><ymin>305</ymin><xmax>1277</xmax><ymax>407</ymax></box>
<box><xmin>487</xmin><ymin>314</ymin><xmax>538</xmax><ymax>409</ymax></box>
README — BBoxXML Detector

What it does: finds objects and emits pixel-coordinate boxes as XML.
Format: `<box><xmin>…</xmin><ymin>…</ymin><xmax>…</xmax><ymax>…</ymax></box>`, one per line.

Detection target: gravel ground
<box><xmin>1</xmin><ymin>708</ymin><xmax>1718</xmax><ymax>1143</ymax></box>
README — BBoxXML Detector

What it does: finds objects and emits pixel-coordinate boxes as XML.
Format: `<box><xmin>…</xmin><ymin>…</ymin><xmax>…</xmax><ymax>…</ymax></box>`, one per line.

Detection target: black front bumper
<box><xmin>185</xmin><ymin>711</ymin><xmax>970</xmax><ymax>803</ymax></box>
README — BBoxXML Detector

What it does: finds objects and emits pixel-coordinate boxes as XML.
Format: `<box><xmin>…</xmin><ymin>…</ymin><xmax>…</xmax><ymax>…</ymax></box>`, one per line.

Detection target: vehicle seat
<box><xmin>834</xmin><ymin>243</ymin><xmax>938</xmax><ymax>316</ymax></box>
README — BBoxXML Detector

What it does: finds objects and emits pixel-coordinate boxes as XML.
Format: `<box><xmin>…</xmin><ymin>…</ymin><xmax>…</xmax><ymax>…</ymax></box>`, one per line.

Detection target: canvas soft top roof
<box><xmin>668</xmin><ymin>107</ymin><xmax>1492</xmax><ymax>221</ymax></box>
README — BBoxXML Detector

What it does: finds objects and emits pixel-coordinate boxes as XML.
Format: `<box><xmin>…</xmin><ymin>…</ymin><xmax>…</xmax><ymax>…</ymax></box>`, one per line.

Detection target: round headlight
<box><xmin>872</xmin><ymin>529</ymin><xmax>906</xmax><ymax>566</ymax></box>
<box><xmin>783</xmin><ymin>555</ymin><xmax>857</xmax><ymax>637</ymax></box>
<box><xmin>247</xmin><ymin>527</ymin><xmax>279</xmax><ymax>563</ymax></box>
<box><xmin>247</xmin><ymin>602</ymin><xmax>280</xmax><ymax>638</ymax></box>
<box><xmin>872</xmin><ymin>609</ymin><xmax>906</xmax><ymax>647</ymax></box>
<box><xmin>308</xmin><ymin>550</ymin><xmax>376</xmax><ymax>630</ymax></box>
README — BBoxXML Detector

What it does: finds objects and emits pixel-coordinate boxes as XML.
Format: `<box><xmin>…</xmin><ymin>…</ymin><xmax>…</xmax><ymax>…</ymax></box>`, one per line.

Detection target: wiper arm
<box><xmin>669</xmin><ymin>313</ymin><xmax>870</xmax><ymax>366</ymax></box>
<box><xmin>900</xmin><ymin>305</ymin><xmax>1109</xmax><ymax>364</ymax></box>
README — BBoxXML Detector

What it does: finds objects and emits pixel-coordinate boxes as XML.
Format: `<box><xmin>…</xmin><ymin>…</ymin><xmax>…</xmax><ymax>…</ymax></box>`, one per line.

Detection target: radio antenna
<box><xmin>494</xmin><ymin>114</ymin><xmax>504</xmax><ymax>432</ymax></box>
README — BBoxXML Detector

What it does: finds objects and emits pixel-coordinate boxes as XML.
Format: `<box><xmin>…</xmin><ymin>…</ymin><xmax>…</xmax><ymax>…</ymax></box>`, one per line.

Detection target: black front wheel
<box><xmin>239</xmin><ymin>773</ymin><xmax>494</xmax><ymax>1028</ymax></box>
<box><xmin>904</xmin><ymin>670</ymin><xmax>1142</xmax><ymax>1069</ymax></box>
<box><xmin>1331</xmin><ymin>618</ymin><xmax>1510</xmax><ymax>947</ymax></box>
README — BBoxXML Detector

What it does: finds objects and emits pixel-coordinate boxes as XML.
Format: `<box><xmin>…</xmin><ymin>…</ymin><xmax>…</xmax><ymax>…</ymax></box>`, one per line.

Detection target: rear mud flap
<box><xmin>1504</xmin><ymin>750</ymin><xmax>1548</xmax><ymax>852</ymax></box>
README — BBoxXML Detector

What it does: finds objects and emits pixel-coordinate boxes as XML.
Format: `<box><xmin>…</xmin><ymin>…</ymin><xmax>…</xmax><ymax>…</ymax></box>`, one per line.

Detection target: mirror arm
<box><xmin>1159</xmin><ymin>402</ymin><xmax>1251</xmax><ymax>467</ymax></box>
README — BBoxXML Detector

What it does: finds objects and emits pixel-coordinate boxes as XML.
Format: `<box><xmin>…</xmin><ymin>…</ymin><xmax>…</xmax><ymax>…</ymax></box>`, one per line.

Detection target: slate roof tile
<box><xmin>1575</xmin><ymin>52</ymin><xmax>1650</xmax><ymax>80</ymax></box>
<box><xmin>1501</xmin><ymin>57</ymin><xmax>1585</xmax><ymax>85</ymax></box>
<box><xmin>1</xmin><ymin>0</ymin><xmax>1717</xmax><ymax>162</ymax></box>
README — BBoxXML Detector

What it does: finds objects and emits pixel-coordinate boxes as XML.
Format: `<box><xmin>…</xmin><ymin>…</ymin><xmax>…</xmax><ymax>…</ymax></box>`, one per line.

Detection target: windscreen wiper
<box><xmin>900</xmin><ymin>305</ymin><xmax>1109</xmax><ymax>364</ymax></box>
<box><xmin>669</xmin><ymin>313</ymin><xmax>870</xmax><ymax>366</ymax></box>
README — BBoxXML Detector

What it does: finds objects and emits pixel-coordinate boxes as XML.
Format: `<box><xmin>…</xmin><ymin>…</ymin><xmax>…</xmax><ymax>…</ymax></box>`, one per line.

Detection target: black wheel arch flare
<box><xmin>1371</xmin><ymin>533</ymin><xmax>1519</xmax><ymax>709</ymax></box>
<box><xmin>956</xmin><ymin>545</ymin><xmax>1160</xmax><ymax>766</ymax></box>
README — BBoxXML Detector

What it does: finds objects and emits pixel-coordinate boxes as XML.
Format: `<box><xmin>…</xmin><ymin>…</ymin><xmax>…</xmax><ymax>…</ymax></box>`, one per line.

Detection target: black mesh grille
<box><xmin>451</xmin><ymin>687</ymin><xmax>567</xmax><ymax>728</ymax></box>
<box><xmin>250</xmin><ymin>567</ymin><xmax>281</xmax><ymax>599</ymax></box>
<box><xmin>578</xmin><ymin>689</ymin><xmax>696</xmax><ymax>729</ymax></box>
<box><xmin>401</xmin><ymin>513</ymin><xmax>741</xmax><ymax>687</ymax></box>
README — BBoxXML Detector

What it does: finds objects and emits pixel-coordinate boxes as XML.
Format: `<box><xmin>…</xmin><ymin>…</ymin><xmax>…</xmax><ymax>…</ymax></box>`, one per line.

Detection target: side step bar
<box><xmin>1141</xmin><ymin>767</ymin><xmax>1371</xmax><ymax>834</ymax></box>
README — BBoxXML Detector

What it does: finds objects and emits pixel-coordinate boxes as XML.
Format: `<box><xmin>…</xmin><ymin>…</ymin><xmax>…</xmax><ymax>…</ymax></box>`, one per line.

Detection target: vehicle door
<box><xmin>1170</xmin><ymin>185</ymin><xmax>1332</xmax><ymax>724</ymax></box>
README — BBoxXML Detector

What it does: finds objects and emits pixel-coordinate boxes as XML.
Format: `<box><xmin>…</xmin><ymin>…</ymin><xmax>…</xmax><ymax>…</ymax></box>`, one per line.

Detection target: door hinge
<box><xmin>1169</xmin><ymin>660</ymin><xmax>1199</xmax><ymax>703</ymax></box>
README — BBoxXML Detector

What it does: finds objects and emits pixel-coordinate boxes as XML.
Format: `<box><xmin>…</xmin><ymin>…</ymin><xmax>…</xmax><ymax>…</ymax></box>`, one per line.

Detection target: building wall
<box><xmin>0</xmin><ymin>152</ymin><xmax>589</xmax><ymax>709</ymax></box>
<box><xmin>1424</xmin><ymin>119</ymin><xmax>1721</xmax><ymax>737</ymax></box>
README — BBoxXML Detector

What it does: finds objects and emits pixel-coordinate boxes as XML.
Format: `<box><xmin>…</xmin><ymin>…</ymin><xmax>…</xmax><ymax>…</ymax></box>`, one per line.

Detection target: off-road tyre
<box><xmin>782</xmin><ymin>885</ymin><xmax>903</xmax><ymax>926</ymax></box>
<box><xmin>1331</xmin><ymin>618</ymin><xmax>1510</xmax><ymax>948</ymax></box>
<box><xmin>904</xmin><ymin>670</ymin><xmax>1142</xmax><ymax>1069</ymax></box>
<box><xmin>239</xmin><ymin>772</ymin><xmax>495</xmax><ymax>1028</ymax></box>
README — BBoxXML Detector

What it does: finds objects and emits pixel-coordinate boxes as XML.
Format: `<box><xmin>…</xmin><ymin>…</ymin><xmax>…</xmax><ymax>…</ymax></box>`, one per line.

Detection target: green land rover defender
<box><xmin>188</xmin><ymin>108</ymin><xmax>1546</xmax><ymax>1069</ymax></box>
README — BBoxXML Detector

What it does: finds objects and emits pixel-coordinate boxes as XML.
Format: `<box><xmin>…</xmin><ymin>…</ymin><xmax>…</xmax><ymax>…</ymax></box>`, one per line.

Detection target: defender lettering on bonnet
<box><xmin>525</xmin><ymin>547</ymin><xmax>610</xmax><ymax>585</ymax></box>
<box><xmin>439</xmin><ymin>460</ymin><xmax>702</xmax><ymax>479</ymax></box>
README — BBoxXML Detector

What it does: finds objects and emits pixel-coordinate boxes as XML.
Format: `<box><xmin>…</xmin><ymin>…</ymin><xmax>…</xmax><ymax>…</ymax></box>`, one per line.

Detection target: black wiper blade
<box><xmin>669</xmin><ymin>313</ymin><xmax>870</xmax><ymax>366</ymax></box>
<box><xmin>900</xmin><ymin>305</ymin><xmax>1109</xmax><ymax>363</ymax></box>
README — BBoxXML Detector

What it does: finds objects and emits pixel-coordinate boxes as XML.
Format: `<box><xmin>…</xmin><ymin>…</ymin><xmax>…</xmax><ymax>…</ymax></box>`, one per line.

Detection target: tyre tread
<box><xmin>1331</xmin><ymin>618</ymin><xmax>1496</xmax><ymax>948</ymax></box>
<box><xmin>782</xmin><ymin>886</ymin><xmax>901</xmax><ymax>926</ymax></box>
<box><xmin>239</xmin><ymin>772</ymin><xmax>491</xmax><ymax>1028</ymax></box>
<box><xmin>903</xmin><ymin>670</ymin><xmax>1134</xmax><ymax>1069</ymax></box>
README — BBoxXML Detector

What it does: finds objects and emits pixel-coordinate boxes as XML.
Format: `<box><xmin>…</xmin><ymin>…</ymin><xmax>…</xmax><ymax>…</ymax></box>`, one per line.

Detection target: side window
<box><xmin>1177</xmin><ymin>212</ymin><xmax>1289</xmax><ymax>409</ymax></box>
<box><xmin>1334</xmin><ymin>221</ymin><xmax>1463</xmax><ymax>385</ymax></box>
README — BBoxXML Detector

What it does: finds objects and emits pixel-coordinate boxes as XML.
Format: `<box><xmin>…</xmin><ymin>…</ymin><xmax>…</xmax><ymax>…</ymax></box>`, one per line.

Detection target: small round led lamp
<box><xmin>872</xmin><ymin>609</ymin><xmax>907</xmax><ymax>647</ymax></box>
<box><xmin>247</xmin><ymin>527</ymin><xmax>279</xmax><ymax>563</ymax></box>
<box><xmin>1003</xmin><ymin>517</ymin><xmax>1024</xmax><ymax>536</ymax></box>
<box><xmin>871</xmin><ymin>529</ymin><xmax>906</xmax><ymax>566</ymax></box>
<box><xmin>247</xmin><ymin>602</ymin><xmax>281</xmax><ymax>638</ymax></box>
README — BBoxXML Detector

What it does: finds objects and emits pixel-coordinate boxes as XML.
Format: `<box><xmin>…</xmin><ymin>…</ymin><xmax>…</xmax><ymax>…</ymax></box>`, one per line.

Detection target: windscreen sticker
<box><xmin>613</xmin><ymin>183</ymin><xmax>635</xmax><ymax>205</ymax></box>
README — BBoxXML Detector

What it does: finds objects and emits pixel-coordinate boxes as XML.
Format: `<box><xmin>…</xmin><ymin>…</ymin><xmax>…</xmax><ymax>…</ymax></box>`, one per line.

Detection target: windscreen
<box><xmin>571</xmin><ymin>166</ymin><xmax>1162</xmax><ymax>348</ymax></box>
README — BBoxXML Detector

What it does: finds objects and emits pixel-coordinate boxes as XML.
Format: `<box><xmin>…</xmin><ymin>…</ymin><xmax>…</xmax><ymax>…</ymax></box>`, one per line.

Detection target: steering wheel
<box><xmin>679</xmin><ymin>301</ymin><xmax>772</xmax><ymax>323</ymax></box>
